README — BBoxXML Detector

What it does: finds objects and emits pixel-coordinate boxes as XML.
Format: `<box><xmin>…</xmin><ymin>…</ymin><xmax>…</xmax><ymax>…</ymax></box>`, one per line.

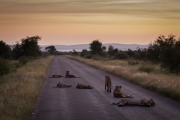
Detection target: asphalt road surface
<box><xmin>32</xmin><ymin>56</ymin><xmax>180</xmax><ymax>120</ymax></box>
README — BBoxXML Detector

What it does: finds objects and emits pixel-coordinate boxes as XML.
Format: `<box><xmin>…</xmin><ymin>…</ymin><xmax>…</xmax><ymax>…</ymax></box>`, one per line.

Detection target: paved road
<box><xmin>32</xmin><ymin>56</ymin><xmax>180</xmax><ymax>120</ymax></box>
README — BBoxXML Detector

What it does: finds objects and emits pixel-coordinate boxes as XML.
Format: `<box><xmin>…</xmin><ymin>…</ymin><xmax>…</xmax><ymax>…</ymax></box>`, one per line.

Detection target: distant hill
<box><xmin>40</xmin><ymin>43</ymin><xmax>148</xmax><ymax>52</ymax></box>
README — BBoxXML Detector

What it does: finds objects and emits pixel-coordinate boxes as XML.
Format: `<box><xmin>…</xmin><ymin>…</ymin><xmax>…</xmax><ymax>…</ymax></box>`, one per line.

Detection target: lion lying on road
<box><xmin>53</xmin><ymin>82</ymin><xmax>72</xmax><ymax>88</ymax></box>
<box><xmin>49</xmin><ymin>74</ymin><xmax>63</xmax><ymax>78</ymax></box>
<box><xmin>112</xmin><ymin>98</ymin><xmax>155</xmax><ymax>107</ymax></box>
<box><xmin>113</xmin><ymin>86</ymin><xmax>133</xmax><ymax>98</ymax></box>
<box><xmin>76</xmin><ymin>83</ymin><xmax>93</xmax><ymax>89</ymax></box>
<box><xmin>105</xmin><ymin>76</ymin><xmax>112</xmax><ymax>92</ymax></box>
<box><xmin>65</xmin><ymin>71</ymin><xmax>80</xmax><ymax>78</ymax></box>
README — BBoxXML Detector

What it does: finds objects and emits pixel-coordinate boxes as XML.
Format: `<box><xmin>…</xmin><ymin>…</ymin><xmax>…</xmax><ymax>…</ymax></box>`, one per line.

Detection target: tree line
<box><xmin>79</xmin><ymin>35</ymin><xmax>180</xmax><ymax>73</ymax></box>
<box><xmin>0</xmin><ymin>36</ymin><xmax>57</xmax><ymax>76</ymax></box>
<box><xmin>1</xmin><ymin>34</ymin><xmax>180</xmax><ymax>74</ymax></box>
<box><xmin>0</xmin><ymin>36</ymin><xmax>59</xmax><ymax>60</ymax></box>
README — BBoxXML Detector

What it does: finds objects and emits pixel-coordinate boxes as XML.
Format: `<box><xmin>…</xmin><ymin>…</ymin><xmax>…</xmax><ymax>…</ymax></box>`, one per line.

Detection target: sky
<box><xmin>0</xmin><ymin>0</ymin><xmax>180</xmax><ymax>45</ymax></box>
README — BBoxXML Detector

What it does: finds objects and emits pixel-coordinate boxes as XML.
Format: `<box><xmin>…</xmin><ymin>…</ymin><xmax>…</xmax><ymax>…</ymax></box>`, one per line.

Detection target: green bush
<box><xmin>114</xmin><ymin>52</ymin><xmax>129</xmax><ymax>60</ymax></box>
<box><xmin>138</xmin><ymin>65</ymin><xmax>155</xmax><ymax>73</ymax></box>
<box><xmin>0</xmin><ymin>58</ymin><xmax>11</xmax><ymax>76</ymax></box>
<box><xmin>84</xmin><ymin>55</ymin><xmax>92</xmax><ymax>59</ymax></box>
<box><xmin>80</xmin><ymin>49</ymin><xmax>90</xmax><ymax>57</ymax></box>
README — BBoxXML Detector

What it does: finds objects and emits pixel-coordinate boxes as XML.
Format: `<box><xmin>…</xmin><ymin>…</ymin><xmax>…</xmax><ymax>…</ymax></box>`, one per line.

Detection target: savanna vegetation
<box><xmin>68</xmin><ymin>35</ymin><xmax>180</xmax><ymax>101</ymax></box>
<box><xmin>0</xmin><ymin>36</ymin><xmax>42</xmax><ymax>76</ymax></box>
<box><xmin>0</xmin><ymin>56</ymin><xmax>53</xmax><ymax>120</ymax></box>
<box><xmin>0</xmin><ymin>36</ymin><xmax>54</xmax><ymax>119</ymax></box>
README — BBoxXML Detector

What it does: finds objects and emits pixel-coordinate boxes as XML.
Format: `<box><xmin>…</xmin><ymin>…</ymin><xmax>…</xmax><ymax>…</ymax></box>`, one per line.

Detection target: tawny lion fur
<box><xmin>51</xmin><ymin>74</ymin><xmax>63</xmax><ymax>78</ymax></box>
<box><xmin>105</xmin><ymin>76</ymin><xmax>112</xmax><ymax>92</ymax></box>
<box><xmin>112</xmin><ymin>98</ymin><xmax>155</xmax><ymax>107</ymax></box>
<box><xmin>65</xmin><ymin>71</ymin><xmax>80</xmax><ymax>78</ymax></box>
<box><xmin>76</xmin><ymin>83</ymin><xmax>93</xmax><ymax>89</ymax></box>
<box><xmin>113</xmin><ymin>86</ymin><xmax>133</xmax><ymax>98</ymax></box>
<box><xmin>53</xmin><ymin>82</ymin><xmax>72</xmax><ymax>88</ymax></box>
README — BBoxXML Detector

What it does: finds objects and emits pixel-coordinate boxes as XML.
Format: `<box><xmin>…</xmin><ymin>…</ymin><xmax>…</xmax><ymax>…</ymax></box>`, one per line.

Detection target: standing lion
<box><xmin>105</xmin><ymin>76</ymin><xmax>112</xmax><ymax>92</ymax></box>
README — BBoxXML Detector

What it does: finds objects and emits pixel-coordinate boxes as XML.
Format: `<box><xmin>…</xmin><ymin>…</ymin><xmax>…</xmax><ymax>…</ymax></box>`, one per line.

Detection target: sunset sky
<box><xmin>0</xmin><ymin>0</ymin><xmax>180</xmax><ymax>45</ymax></box>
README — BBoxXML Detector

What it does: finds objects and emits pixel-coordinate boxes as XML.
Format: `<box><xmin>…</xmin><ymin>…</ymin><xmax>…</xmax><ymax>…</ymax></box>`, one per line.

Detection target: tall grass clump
<box><xmin>128</xmin><ymin>61</ymin><xmax>139</xmax><ymax>66</ymax></box>
<box><xmin>138</xmin><ymin>65</ymin><xmax>155</xmax><ymax>73</ymax></box>
<box><xmin>19</xmin><ymin>56</ymin><xmax>36</xmax><ymax>65</ymax></box>
<box><xmin>68</xmin><ymin>55</ymin><xmax>180</xmax><ymax>101</ymax></box>
<box><xmin>0</xmin><ymin>56</ymin><xmax>53</xmax><ymax>120</ymax></box>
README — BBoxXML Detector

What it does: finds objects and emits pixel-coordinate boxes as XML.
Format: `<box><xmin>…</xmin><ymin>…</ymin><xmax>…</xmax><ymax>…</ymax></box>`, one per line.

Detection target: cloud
<box><xmin>0</xmin><ymin>0</ymin><xmax>180</xmax><ymax>20</ymax></box>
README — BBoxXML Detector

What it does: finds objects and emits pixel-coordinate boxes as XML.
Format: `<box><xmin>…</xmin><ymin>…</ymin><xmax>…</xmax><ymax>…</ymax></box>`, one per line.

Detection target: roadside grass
<box><xmin>0</xmin><ymin>56</ymin><xmax>53</xmax><ymax>120</ymax></box>
<box><xmin>68</xmin><ymin>55</ymin><xmax>180</xmax><ymax>101</ymax></box>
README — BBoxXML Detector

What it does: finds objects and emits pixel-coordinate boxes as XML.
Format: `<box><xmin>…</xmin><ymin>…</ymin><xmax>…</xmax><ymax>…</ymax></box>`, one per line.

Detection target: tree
<box><xmin>158</xmin><ymin>35</ymin><xmax>180</xmax><ymax>72</ymax></box>
<box><xmin>147</xmin><ymin>34</ymin><xmax>180</xmax><ymax>72</ymax></box>
<box><xmin>0</xmin><ymin>40</ymin><xmax>11</xmax><ymax>59</ymax></box>
<box><xmin>136</xmin><ymin>48</ymin><xmax>147</xmax><ymax>60</ymax></box>
<box><xmin>108</xmin><ymin>45</ymin><xmax>114</xmax><ymax>56</ymax></box>
<box><xmin>112</xmin><ymin>48</ymin><xmax>119</xmax><ymax>55</ymax></box>
<box><xmin>102</xmin><ymin>46</ymin><xmax>106</xmax><ymax>51</ymax></box>
<box><xmin>21</xmin><ymin>36</ymin><xmax>41</xmax><ymax>57</ymax></box>
<box><xmin>114</xmin><ymin>51</ymin><xmax>129</xmax><ymax>60</ymax></box>
<box><xmin>12</xmin><ymin>42</ymin><xmax>22</xmax><ymax>59</ymax></box>
<box><xmin>147</xmin><ymin>35</ymin><xmax>175</xmax><ymax>62</ymax></box>
<box><xmin>80</xmin><ymin>49</ymin><xmax>90</xmax><ymax>57</ymax></box>
<box><xmin>45</xmin><ymin>45</ymin><xmax>56</xmax><ymax>55</ymax></box>
<box><xmin>72</xmin><ymin>49</ymin><xmax>78</xmax><ymax>55</ymax></box>
<box><xmin>89</xmin><ymin>40</ymin><xmax>103</xmax><ymax>55</ymax></box>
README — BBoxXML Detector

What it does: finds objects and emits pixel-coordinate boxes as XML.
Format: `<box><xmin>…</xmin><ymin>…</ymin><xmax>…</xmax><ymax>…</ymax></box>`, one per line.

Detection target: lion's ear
<box><xmin>120</xmin><ymin>86</ymin><xmax>122</xmax><ymax>88</ymax></box>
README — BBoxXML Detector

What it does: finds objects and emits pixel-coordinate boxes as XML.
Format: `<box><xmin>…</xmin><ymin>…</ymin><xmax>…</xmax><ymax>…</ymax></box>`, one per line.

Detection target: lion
<box><xmin>76</xmin><ymin>83</ymin><xmax>93</xmax><ymax>89</ymax></box>
<box><xmin>50</xmin><ymin>74</ymin><xmax>63</xmax><ymax>78</ymax></box>
<box><xmin>65</xmin><ymin>71</ymin><xmax>80</xmax><ymax>78</ymax></box>
<box><xmin>105</xmin><ymin>76</ymin><xmax>112</xmax><ymax>92</ymax></box>
<box><xmin>53</xmin><ymin>82</ymin><xmax>72</xmax><ymax>88</ymax></box>
<box><xmin>112</xmin><ymin>98</ymin><xmax>155</xmax><ymax>107</ymax></box>
<box><xmin>113</xmin><ymin>86</ymin><xmax>133</xmax><ymax>98</ymax></box>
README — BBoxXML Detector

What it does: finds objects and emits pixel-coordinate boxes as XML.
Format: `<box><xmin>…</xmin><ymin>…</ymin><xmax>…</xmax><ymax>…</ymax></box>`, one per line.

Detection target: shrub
<box><xmin>128</xmin><ymin>61</ymin><xmax>139</xmax><ymax>66</ymax></box>
<box><xmin>114</xmin><ymin>52</ymin><xmax>129</xmax><ymax>60</ymax></box>
<box><xmin>19</xmin><ymin>56</ymin><xmax>29</xmax><ymax>65</ymax></box>
<box><xmin>138</xmin><ymin>65</ymin><xmax>155</xmax><ymax>73</ymax></box>
<box><xmin>0</xmin><ymin>58</ymin><xmax>11</xmax><ymax>76</ymax></box>
<box><xmin>84</xmin><ymin>55</ymin><xmax>92</xmax><ymax>59</ymax></box>
<box><xmin>80</xmin><ymin>49</ymin><xmax>89</xmax><ymax>57</ymax></box>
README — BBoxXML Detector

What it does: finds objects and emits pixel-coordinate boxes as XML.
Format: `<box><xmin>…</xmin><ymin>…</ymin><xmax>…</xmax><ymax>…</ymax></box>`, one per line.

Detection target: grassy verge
<box><xmin>68</xmin><ymin>55</ymin><xmax>180</xmax><ymax>101</ymax></box>
<box><xmin>0</xmin><ymin>56</ymin><xmax>54</xmax><ymax>120</ymax></box>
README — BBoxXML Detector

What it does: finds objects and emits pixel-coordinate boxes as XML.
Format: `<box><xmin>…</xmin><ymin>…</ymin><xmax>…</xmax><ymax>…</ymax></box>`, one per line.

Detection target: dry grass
<box><xmin>68</xmin><ymin>55</ymin><xmax>180</xmax><ymax>101</ymax></box>
<box><xmin>0</xmin><ymin>56</ymin><xmax>53</xmax><ymax>120</ymax></box>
